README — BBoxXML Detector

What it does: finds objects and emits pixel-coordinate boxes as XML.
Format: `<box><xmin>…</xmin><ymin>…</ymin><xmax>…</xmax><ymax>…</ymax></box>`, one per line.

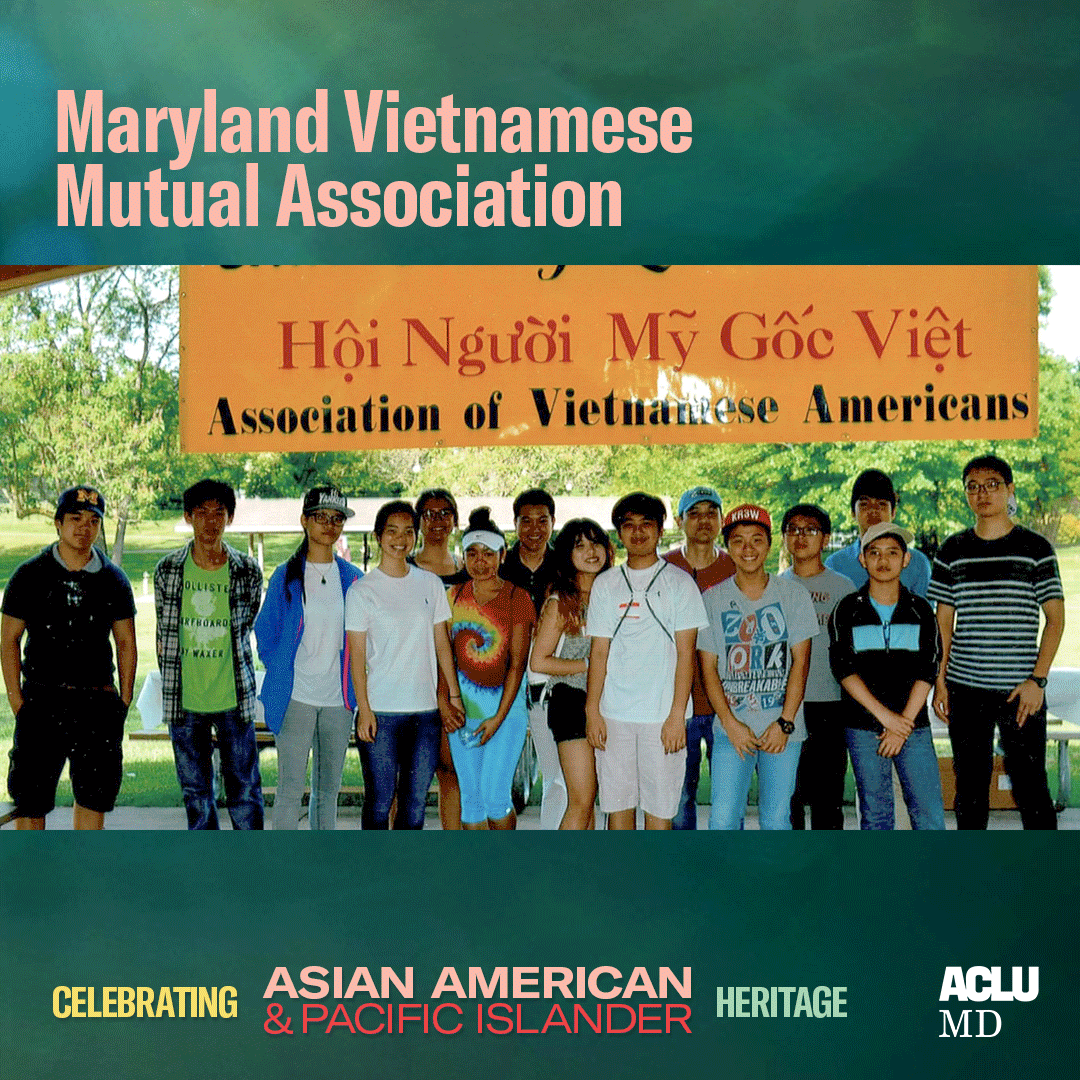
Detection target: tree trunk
<box><xmin>112</xmin><ymin>503</ymin><xmax>130</xmax><ymax>568</ymax></box>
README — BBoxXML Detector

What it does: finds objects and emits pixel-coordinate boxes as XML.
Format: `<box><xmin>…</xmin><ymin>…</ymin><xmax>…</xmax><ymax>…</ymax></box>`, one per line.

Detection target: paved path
<box><xmin>9</xmin><ymin>805</ymin><xmax>1078</xmax><ymax>830</ymax></box>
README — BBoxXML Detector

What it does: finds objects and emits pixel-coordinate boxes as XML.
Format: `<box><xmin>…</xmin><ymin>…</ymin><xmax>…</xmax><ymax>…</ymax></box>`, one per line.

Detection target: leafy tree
<box><xmin>411</xmin><ymin>444</ymin><xmax>614</xmax><ymax>499</ymax></box>
<box><xmin>239</xmin><ymin>450</ymin><xmax>417</xmax><ymax>499</ymax></box>
<box><xmin>0</xmin><ymin>266</ymin><xmax>179</xmax><ymax>565</ymax></box>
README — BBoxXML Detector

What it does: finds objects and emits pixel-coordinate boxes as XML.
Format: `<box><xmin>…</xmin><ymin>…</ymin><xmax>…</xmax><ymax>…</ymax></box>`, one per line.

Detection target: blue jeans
<box><xmin>358</xmin><ymin>710</ymin><xmax>442</xmax><ymax>830</ymax></box>
<box><xmin>845</xmin><ymin>725</ymin><xmax>946</xmax><ymax>830</ymax></box>
<box><xmin>709</xmin><ymin>724</ymin><xmax>802</xmax><ymax>830</ymax></box>
<box><xmin>672</xmin><ymin>713</ymin><xmax>714</xmax><ymax>830</ymax></box>
<box><xmin>170</xmin><ymin>709</ymin><xmax>264</xmax><ymax>830</ymax></box>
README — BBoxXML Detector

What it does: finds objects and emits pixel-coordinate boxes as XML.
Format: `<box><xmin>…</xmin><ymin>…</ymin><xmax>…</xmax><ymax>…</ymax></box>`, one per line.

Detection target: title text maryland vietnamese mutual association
<box><xmin>56</xmin><ymin>89</ymin><xmax>694</xmax><ymax>229</ymax></box>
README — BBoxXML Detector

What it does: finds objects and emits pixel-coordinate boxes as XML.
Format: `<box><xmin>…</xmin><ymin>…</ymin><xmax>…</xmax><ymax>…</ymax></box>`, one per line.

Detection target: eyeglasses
<box><xmin>784</xmin><ymin>526</ymin><xmax>821</xmax><ymax>537</ymax></box>
<box><xmin>310</xmin><ymin>512</ymin><xmax>346</xmax><ymax>527</ymax></box>
<box><xmin>422</xmin><ymin>508</ymin><xmax>455</xmax><ymax>522</ymax></box>
<box><xmin>964</xmin><ymin>480</ymin><xmax>1004</xmax><ymax>494</ymax></box>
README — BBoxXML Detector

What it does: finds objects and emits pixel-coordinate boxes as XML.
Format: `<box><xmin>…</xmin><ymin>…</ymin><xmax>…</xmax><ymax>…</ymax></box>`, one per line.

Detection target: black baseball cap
<box><xmin>303</xmin><ymin>486</ymin><xmax>354</xmax><ymax>519</ymax></box>
<box><xmin>55</xmin><ymin>486</ymin><xmax>105</xmax><ymax>520</ymax></box>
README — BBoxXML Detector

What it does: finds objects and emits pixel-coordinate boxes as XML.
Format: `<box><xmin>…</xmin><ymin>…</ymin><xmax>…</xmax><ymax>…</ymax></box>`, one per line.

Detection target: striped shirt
<box><xmin>927</xmin><ymin>526</ymin><xmax>1063</xmax><ymax>691</ymax></box>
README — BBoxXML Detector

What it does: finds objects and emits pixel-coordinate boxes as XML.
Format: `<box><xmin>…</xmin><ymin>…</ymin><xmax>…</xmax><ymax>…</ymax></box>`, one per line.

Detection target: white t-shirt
<box><xmin>344</xmin><ymin>565</ymin><xmax>451</xmax><ymax>713</ymax></box>
<box><xmin>292</xmin><ymin>560</ymin><xmax>346</xmax><ymax>708</ymax></box>
<box><xmin>585</xmin><ymin>559</ymin><xmax>708</xmax><ymax>724</ymax></box>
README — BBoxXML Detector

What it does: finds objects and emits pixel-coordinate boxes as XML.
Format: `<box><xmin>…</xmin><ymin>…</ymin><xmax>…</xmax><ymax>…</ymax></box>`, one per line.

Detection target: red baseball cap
<box><xmin>722</xmin><ymin>503</ymin><xmax>772</xmax><ymax>540</ymax></box>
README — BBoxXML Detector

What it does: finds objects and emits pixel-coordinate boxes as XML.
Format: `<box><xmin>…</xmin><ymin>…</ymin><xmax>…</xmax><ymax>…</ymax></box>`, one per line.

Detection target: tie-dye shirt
<box><xmin>448</xmin><ymin>579</ymin><xmax>536</xmax><ymax>688</ymax></box>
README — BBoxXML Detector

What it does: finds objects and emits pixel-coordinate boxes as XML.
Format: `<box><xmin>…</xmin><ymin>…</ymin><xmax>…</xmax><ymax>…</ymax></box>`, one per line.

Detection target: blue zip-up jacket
<box><xmin>253</xmin><ymin>556</ymin><xmax>362</xmax><ymax>733</ymax></box>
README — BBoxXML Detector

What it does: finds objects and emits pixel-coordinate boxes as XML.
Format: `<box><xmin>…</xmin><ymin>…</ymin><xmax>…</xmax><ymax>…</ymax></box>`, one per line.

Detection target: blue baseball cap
<box><xmin>677</xmin><ymin>485</ymin><xmax>723</xmax><ymax>518</ymax></box>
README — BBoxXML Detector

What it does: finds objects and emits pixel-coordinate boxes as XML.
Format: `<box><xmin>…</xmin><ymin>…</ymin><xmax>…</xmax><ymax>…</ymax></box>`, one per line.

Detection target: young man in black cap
<box><xmin>826</xmin><ymin>469</ymin><xmax>932</xmax><ymax>597</ymax></box>
<box><xmin>155</xmin><ymin>478</ymin><xmax>264</xmax><ymax>829</ymax></box>
<box><xmin>2</xmin><ymin>486</ymin><xmax>137</xmax><ymax>829</ymax></box>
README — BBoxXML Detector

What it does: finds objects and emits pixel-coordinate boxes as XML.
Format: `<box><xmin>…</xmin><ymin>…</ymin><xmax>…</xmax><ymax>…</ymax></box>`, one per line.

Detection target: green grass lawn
<box><xmin>1057</xmin><ymin>543</ymin><xmax>1080</xmax><ymax>662</ymax></box>
<box><xmin>0</xmin><ymin>510</ymin><xmax>1077</xmax><ymax>810</ymax></box>
<box><xmin>0</xmin><ymin>512</ymin><xmax>361</xmax><ymax>807</ymax></box>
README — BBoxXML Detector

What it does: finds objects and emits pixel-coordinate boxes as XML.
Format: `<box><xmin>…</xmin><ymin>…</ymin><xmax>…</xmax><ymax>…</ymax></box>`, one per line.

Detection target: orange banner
<box><xmin>179</xmin><ymin>265</ymin><xmax>1038</xmax><ymax>451</ymax></box>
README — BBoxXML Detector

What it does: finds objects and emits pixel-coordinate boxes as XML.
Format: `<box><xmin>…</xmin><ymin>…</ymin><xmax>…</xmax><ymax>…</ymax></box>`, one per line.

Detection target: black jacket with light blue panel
<box><xmin>827</xmin><ymin>583</ymin><xmax>941</xmax><ymax>732</ymax></box>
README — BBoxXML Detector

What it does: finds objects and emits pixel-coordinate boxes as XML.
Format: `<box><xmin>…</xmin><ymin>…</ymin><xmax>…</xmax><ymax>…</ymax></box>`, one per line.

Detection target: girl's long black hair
<box><xmin>283</xmin><ymin>531</ymin><xmax>311</xmax><ymax>605</ymax></box>
<box><xmin>547</xmin><ymin>518</ymin><xmax>614</xmax><ymax>632</ymax></box>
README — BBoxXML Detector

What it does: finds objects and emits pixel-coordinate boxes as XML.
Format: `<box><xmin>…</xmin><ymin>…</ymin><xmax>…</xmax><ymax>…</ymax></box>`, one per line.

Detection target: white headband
<box><xmin>462</xmin><ymin>529</ymin><xmax>506</xmax><ymax>553</ymax></box>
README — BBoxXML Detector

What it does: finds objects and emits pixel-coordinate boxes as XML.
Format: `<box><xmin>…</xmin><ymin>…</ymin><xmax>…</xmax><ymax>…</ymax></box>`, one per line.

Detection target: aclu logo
<box><xmin>938</xmin><ymin>967</ymin><xmax>1038</xmax><ymax>1038</ymax></box>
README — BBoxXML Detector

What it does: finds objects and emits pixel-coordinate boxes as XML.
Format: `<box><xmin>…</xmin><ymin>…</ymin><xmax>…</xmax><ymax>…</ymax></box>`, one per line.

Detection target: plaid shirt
<box><xmin>154</xmin><ymin>542</ymin><xmax>263</xmax><ymax>728</ymax></box>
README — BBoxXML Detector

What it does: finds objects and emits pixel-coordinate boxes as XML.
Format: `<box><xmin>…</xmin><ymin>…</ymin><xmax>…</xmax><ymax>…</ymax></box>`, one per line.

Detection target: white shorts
<box><xmin>594</xmin><ymin>718</ymin><xmax>685</xmax><ymax>820</ymax></box>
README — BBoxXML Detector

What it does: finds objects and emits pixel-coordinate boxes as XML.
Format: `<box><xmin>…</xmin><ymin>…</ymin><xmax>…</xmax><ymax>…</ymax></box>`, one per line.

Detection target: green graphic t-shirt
<box><xmin>180</xmin><ymin>554</ymin><xmax>236</xmax><ymax>712</ymax></box>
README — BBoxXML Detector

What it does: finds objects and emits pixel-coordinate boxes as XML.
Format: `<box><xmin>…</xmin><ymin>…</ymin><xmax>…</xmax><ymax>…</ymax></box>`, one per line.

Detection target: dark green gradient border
<box><xmin>2</xmin><ymin>0</ymin><xmax>1078</xmax><ymax>263</ymax></box>
<box><xmin>1</xmin><ymin>836</ymin><xmax>1075</xmax><ymax>1080</ymax></box>
<box><xmin>1</xmin><ymin>4</ymin><xmax>1077</xmax><ymax>1078</ymax></box>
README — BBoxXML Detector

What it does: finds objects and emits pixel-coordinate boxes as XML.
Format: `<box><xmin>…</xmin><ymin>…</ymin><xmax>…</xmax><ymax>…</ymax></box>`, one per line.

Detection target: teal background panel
<box><xmin>1</xmin><ymin>0</ymin><xmax>1077</xmax><ymax>263</ymax></box>
<box><xmin>0</xmin><ymin>835</ymin><xmax>1075</xmax><ymax>1080</ymax></box>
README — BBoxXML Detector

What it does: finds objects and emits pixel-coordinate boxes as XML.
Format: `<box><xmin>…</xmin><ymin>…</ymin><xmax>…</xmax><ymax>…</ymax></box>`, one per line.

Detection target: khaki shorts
<box><xmin>594</xmin><ymin>717</ymin><xmax>686</xmax><ymax>820</ymax></box>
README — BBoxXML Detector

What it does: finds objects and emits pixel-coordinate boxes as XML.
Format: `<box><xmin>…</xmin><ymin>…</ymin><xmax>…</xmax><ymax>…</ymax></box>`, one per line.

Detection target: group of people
<box><xmin>0</xmin><ymin>453</ymin><xmax>1066</xmax><ymax>832</ymax></box>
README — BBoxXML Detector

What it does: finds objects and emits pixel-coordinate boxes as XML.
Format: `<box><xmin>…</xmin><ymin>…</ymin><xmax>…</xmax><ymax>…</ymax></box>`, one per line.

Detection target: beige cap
<box><xmin>860</xmin><ymin>520</ymin><xmax>915</xmax><ymax>552</ymax></box>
